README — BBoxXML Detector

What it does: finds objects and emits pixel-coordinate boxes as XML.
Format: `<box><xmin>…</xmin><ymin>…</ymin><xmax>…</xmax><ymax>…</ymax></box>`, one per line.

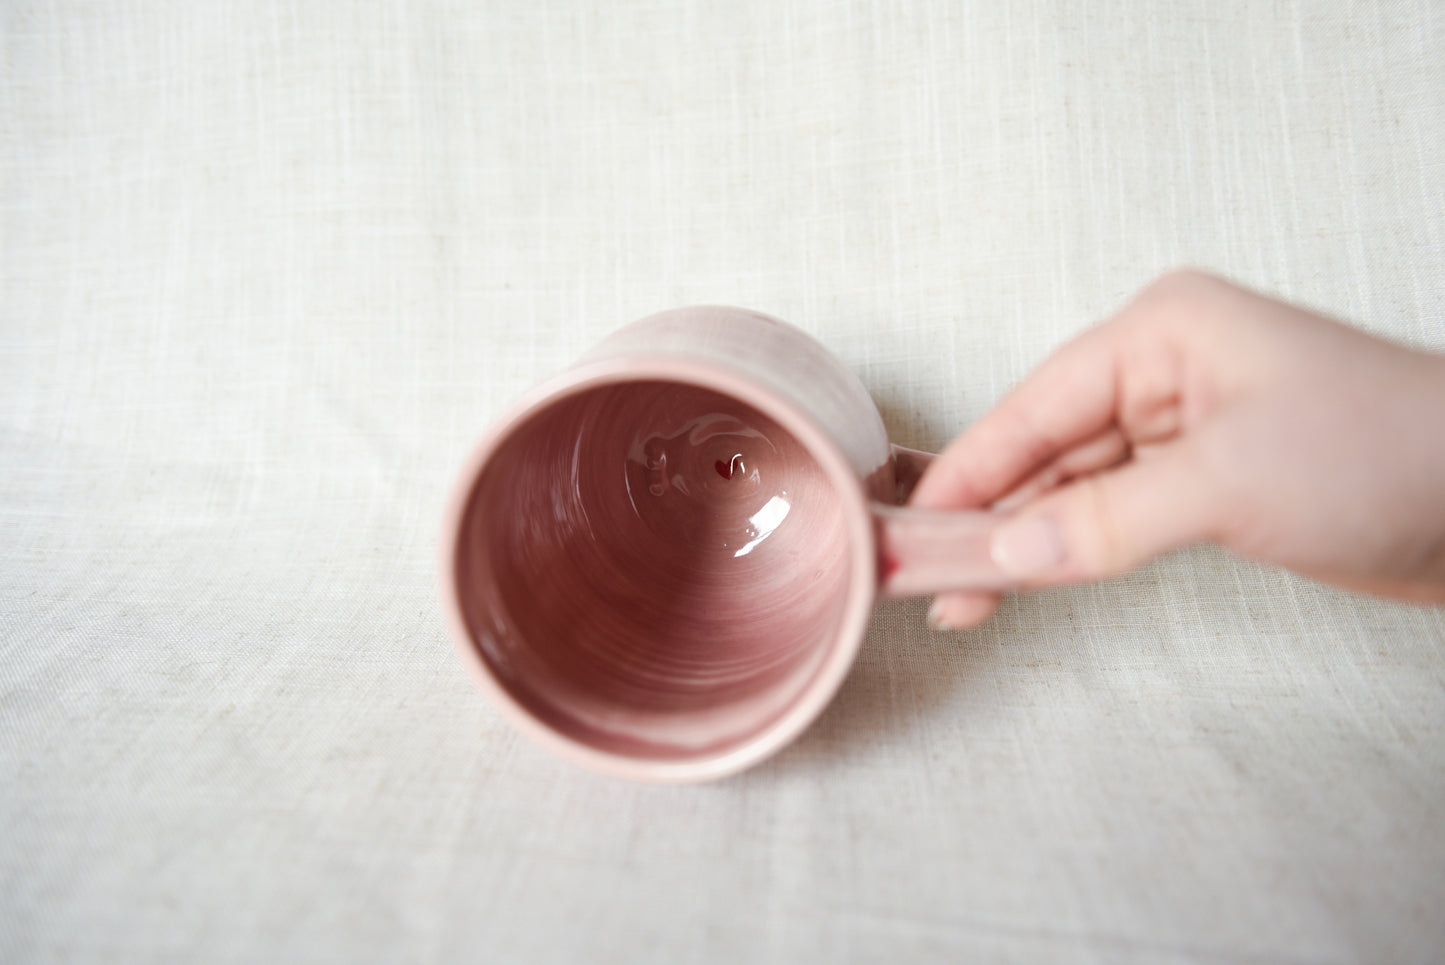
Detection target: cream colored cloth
<box><xmin>4</xmin><ymin>2</ymin><xmax>1444</xmax><ymax>961</ymax></box>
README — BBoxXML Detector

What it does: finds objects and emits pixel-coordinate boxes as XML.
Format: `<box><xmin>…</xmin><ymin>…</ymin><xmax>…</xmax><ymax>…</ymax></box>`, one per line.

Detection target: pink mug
<box><xmin>441</xmin><ymin>307</ymin><xmax>1013</xmax><ymax>782</ymax></box>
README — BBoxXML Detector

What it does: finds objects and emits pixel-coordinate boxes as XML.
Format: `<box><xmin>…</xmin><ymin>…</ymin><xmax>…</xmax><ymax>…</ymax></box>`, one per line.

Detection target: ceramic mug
<box><xmin>441</xmin><ymin>307</ymin><xmax>1014</xmax><ymax>782</ymax></box>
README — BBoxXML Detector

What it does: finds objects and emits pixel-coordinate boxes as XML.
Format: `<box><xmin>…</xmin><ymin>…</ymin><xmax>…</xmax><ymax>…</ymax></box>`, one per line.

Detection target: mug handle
<box><xmin>873</xmin><ymin>445</ymin><xmax>1016</xmax><ymax>597</ymax></box>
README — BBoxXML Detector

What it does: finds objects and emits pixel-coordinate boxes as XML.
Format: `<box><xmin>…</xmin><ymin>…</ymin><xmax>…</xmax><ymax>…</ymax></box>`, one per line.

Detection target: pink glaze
<box><xmin>441</xmin><ymin>308</ymin><xmax>1015</xmax><ymax>783</ymax></box>
<box><xmin>455</xmin><ymin>380</ymin><xmax>853</xmax><ymax>765</ymax></box>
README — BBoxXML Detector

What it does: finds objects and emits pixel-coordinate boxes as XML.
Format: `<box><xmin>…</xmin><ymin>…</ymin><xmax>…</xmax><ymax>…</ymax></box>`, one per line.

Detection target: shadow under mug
<box><xmin>441</xmin><ymin>307</ymin><xmax>1014</xmax><ymax>782</ymax></box>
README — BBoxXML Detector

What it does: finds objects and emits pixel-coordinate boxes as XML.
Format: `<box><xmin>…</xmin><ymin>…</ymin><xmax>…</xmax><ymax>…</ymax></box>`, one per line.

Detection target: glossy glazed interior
<box><xmin>453</xmin><ymin>379</ymin><xmax>854</xmax><ymax>762</ymax></box>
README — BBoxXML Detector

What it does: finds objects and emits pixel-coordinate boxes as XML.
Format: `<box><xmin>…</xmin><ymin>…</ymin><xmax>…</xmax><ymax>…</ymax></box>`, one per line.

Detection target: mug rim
<box><xmin>439</xmin><ymin>353</ymin><xmax>878</xmax><ymax>782</ymax></box>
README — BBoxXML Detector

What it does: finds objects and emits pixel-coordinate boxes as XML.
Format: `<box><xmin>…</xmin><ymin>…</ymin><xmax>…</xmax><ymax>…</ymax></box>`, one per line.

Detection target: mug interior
<box><xmin>451</xmin><ymin>377</ymin><xmax>858</xmax><ymax>768</ymax></box>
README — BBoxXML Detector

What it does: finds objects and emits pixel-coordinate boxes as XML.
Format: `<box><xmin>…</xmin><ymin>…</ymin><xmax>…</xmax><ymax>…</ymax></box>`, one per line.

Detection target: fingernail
<box><xmin>926</xmin><ymin>600</ymin><xmax>954</xmax><ymax>631</ymax></box>
<box><xmin>990</xmin><ymin>514</ymin><xmax>1065</xmax><ymax>579</ymax></box>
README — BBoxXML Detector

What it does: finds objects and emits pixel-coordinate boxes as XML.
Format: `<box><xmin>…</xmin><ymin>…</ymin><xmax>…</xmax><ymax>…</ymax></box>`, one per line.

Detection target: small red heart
<box><xmin>715</xmin><ymin>454</ymin><xmax>745</xmax><ymax>479</ymax></box>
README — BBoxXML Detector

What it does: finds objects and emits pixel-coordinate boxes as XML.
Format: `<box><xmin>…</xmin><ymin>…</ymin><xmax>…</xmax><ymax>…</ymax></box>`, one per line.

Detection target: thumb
<box><xmin>989</xmin><ymin>447</ymin><xmax>1219</xmax><ymax>586</ymax></box>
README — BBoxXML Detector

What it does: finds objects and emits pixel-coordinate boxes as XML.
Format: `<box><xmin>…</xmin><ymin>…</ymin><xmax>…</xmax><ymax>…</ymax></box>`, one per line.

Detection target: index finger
<box><xmin>910</xmin><ymin>320</ymin><xmax>1124</xmax><ymax>510</ymax></box>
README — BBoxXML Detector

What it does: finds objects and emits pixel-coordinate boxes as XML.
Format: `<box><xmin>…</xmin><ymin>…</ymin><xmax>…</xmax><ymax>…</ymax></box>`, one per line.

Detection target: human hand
<box><xmin>911</xmin><ymin>270</ymin><xmax>1445</xmax><ymax>629</ymax></box>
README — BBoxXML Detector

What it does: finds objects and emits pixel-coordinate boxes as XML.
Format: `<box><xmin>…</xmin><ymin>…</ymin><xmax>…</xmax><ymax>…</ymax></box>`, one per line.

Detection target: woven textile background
<box><xmin>4</xmin><ymin>1</ymin><xmax>1444</xmax><ymax>961</ymax></box>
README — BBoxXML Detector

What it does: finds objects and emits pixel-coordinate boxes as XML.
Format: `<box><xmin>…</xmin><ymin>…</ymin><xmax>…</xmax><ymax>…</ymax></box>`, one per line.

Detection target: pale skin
<box><xmin>911</xmin><ymin>269</ymin><xmax>1445</xmax><ymax>629</ymax></box>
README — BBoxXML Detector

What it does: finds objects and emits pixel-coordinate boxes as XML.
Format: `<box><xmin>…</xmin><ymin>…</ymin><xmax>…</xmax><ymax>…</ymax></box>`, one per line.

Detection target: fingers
<box><xmin>926</xmin><ymin>591</ymin><xmax>1000</xmax><ymax>630</ymax></box>
<box><xmin>925</xmin><ymin>434</ymin><xmax>1186</xmax><ymax>629</ymax></box>
<box><xmin>990</xmin><ymin>426</ymin><xmax>1131</xmax><ymax>512</ymax></box>
<box><xmin>909</xmin><ymin>319</ymin><xmax>1134</xmax><ymax>632</ymax></box>
<box><xmin>909</xmin><ymin>274</ymin><xmax>1222</xmax><ymax>628</ymax></box>
<box><xmin>910</xmin><ymin>322</ymin><xmax>1123</xmax><ymax>511</ymax></box>
<box><xmin>988</xmin><ymin>445</ymin><xmax>1218</xmax><ymax>586</ymax></box>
